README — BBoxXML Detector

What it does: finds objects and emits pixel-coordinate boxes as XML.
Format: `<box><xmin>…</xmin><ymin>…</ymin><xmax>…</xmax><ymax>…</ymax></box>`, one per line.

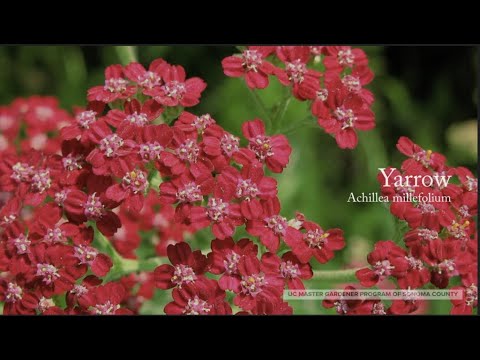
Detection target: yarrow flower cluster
<box><xmin>0</xmin><ymin>47</ymin><xmax>475</xmax><ymax>315</ymax></box>
<box><xmin>0</xmin><ymin>49</ymin><xmax>351</xmax><ymax>315</ymax></box>
<box><xmin>222</xmin><ymin>46</ymin><xmax>376</xmax><ymax>149</ymax></box>
<box><xmin>324</xmin><ymin>137</ymin><xmax>477</xmax><ymax>315</ymax></box>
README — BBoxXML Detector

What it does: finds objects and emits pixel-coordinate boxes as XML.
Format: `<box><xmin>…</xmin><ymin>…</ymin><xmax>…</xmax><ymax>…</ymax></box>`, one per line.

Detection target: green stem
<box><xmin>281</xmin><ymin>115</ymin><xmax>318</xmax><ymax>135</ymax></box>
<box><xmin>93</xmin><ymin>225</ymin><xmax>123</xmax><ymax>264</ymax></box>
<box><xmin>313</xmin><ymin>268</ymin><xmax>360</xmax><ymax>282</ymax></box>
<box><xmin>247</xmin><ymin>87</ymin><xmax>273</xmax><ymax>132</ymax></box>
<box><xmin>276</xmin><ymin>97</ymin><xmax>291</xmax><ymax>129</ymax></box>
<box><xmin>273</xmin><ymin>88</ymin><xmax>292</xmax><ymax>132</ymax></box>
<box><xmin>92</xmin><ymin>224</ymin><xmax>166</xmax><ymax>282</ymax></box>
<box><xmin>114</xmin><ymin>46</ymin><xmax>138</xmax><ymax>65</ymax></box>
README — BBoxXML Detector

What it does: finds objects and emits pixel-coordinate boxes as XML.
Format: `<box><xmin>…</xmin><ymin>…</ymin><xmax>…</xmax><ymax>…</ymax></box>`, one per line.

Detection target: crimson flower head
<box><xmin>175</xmin><ymin>111</ymin><xmax>216</xmax><ymax>136</ymax></box>
<box><xmin>160</xmin><ymin>128</ymin><xmax>213</xmax><ymax>176</ymax></box>
<box><xmin>29</xmin><ymin>243</ymin><xmax>80</xmax><ymax>297</ymax></box>
<box><xmin>388</xmin><ymin>296</ymin><xmax>422</xmax><ymax>315</ymax></box>
<box><xmin>84</xmin><ymin>282</ymin><xmax>133</xmax><ymax>315</ymax></box>
<box><xmin>261</xmin><ymin>251</ymin><xmax>313</xmax><ymax>290</ymax></box>
<box><xmin>207</xmin><ymin>237</ymin><xmax>258</xmax><ymax>292</ymax></box>
<box><xmin>246</xmin><ymin>197</ymin><xmax>301</xmax><ymax>252</ymax></box>
<box><xmin>456</xmin><ymin>166</ymin><xmax>477</xmax><ymax>192</ymax></box>
<box><xmin>450</xmin><ymin>284</ymin><xmax>477</xmax><ymax>315</ymax></box>
<box><xmin>154</xmin><ymin>242</ymin><xmax>208</xmax><ymax>290</ymax></box>
<box><xmin>135</xmin><ymin>124</ymin><xmax>172</xmax><ymax>163</ymax></box>
<box><xmin>71</xmin><ymin>238</ymin><xmax>113</xmax><ymax>279</ymax></box>
<box><xmin>87</xmin><ymin>65</ymin><xmax>136</xmax><ymax>103</ymax></box>
<box><xmin>315</xmin><ymin>90</ymin><xmax>375</xmax><ymax>149</ymax></box>
<box><xmin>217</xmin><ymin>163</ymin><xmax>277</xmax><ymax>220</ymax></box>
<box><xmin>124</xmin><ymin>58</ymin><xmax>166</xmax><ymax>95</ymax></box>
<box><xmin>421</xmin><ymin>239</ymin><xmax>468</xmax><ymax>289</ymax></box>
<box><xmin>275</xmin><ymin>46</ymin><xmax>321</xmax><ymax>100</ymax></box>
<box><xmin>232</xmin><ymin>255</ymin><xmax>284</xmax><ymax>312</ymax></box>
<box><xmin>323</xmin><ymin>285</ymin><xmax>378</xmax><ymax>315</ymax></box>
<box><xmin>323</xmin><ymin>46</ymin><xmax>369</xmax><ymax>73</ymax></box>
<box><xmin>164</xmin><ymin>277</ymin><xmax>232</xmax><ymax>315</ymax></box>
<box><xmin>60</xmin><ymin>101</ymin><xmax>106</xmax><ymax>145</ymax></box>
<box><xmin>241</xmin><ymin>119</ymin><xmax>292</xmax><ymax>173</ymax></box>
<box><xmin>66</xmin><ymin>275</ymin><xmax>102</xmax><ymax>309</ymax></box>
<box><xmin>201</xmin><ymin>124</ymin><xmax>240</xmax><ymax>171</ymax></box>
<box><xmin>49</xmin><ymin>139</ymin><xmax>92</xmax><ymax>186</ymax></box>
<box><xmin>158</xmin><ymin>163</ymin><xmax>214</xmax><ymax>224</ymax></box>
<box><xmin>397</xmin><ymin>254</ymin><xmax>430</xmax><ymax>289</ymax></box>
<box><xmin>284</xmin><ymin>219</ymin><xmax>345</xmax><ymax>264</ymax></box>
<box><xmin>189</xmin><ymin>181</ymin><xmax>244</xmax><ymax>239</ymax></box>
<box><xmin>28</xmin><ymin>202</ymin><xmax>78</xmax><ymax>246</ymax></box>
<box><xmin>402</xmin><ymin>189</ymin><xmax>453</xmax><ymax>231</ymax></box>
<box><xmin>150</xmin><ymin>64</ymin><xmax>206</xmax><ymax>107</ymax></box>
<box><xmin>222</xmin><ymin>46</ymin><xmax>276</xmax><ymax>89</ymax></box>
<box><xmin>396</xmin><ymin>136</ymin><xmax>446</xmax><ymax>171</ymax></box>
<box><xmin>0</xmin><ymin>277</ymin><xmax>38</xmax><ymax>315</ymax></box>
<box><xmin>86</xmin><ymin>121</ymin><xmax>137</xmax><ymax>177</ymax></box>
<box><xmin>356</xmin><ymin>240</ymin><xmax>409</xmax><ymax>287</ymax></box>
<box><xmin>327</xmin><ymin>69</ymin><xmax>374</xmax><ymax>105</ymax></box>
<box><xmin>106</xmin><ymin>168</ymin><xmax>148</xmax><ymax>213</ymax></box>
<box><xmin>63</xmin><ymin>190</ymin><xmax>121</xmax><ymax>237</ymax></box>
<box><xmin>105</xmin><ymin>99</ymin><xmax>163</xmax><ymax>131</ymax></box>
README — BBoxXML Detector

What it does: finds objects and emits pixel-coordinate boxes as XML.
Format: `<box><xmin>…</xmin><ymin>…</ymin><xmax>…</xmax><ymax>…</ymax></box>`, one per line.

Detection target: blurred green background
<box><xmin>0</xmin><ymin>46</ymin><xmax>477</xmax><ymax>314</ymax></box>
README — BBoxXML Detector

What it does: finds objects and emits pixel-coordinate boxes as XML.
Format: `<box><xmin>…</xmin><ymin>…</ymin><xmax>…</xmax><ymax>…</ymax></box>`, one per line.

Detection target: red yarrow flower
<box><xmin>164</xmin><ymin>277</ymin><xmax>232</xmax><ymax>315</ymax></box>
<box><xmin>87</xmin><ymin>65</ymin><xmax>136</xmax><ymax>103</ymax></box>
<box><xmin>261</xmin><ymin>251</ymin><xmax>313</xmax><ymax>290</ymax></box>
<box><xmin>158</xmin><ymin>163</ymin><xmax>214</xmax><ymax>224</ymax></box>
<box><xmin>0</xmin><ymin>277</ymin><xmax>38</xmax><ymax>315</ymax></box>
<box><xmin>217</xmin><ymin>163</ymin><xmax>277</xmax><ymax>220</ymax></box>
<box><xmin>106</xmin><ymin>168</ymin><xmax>148</xmax><ymax>213</ymax></box>
<box><xmin>456</xmin><ymin>166</ymin><xmax>477</xmax><ymax>192</ymax></box>
<box><xmin>175</xmin><ymin>111</ymin><xmax>216</xmax><ymax>136</ymax></box>
<box><xmin>201</xmin><ymin>124</ymin><xmax>241</xmax><ymax>171</ymax></box>
<box><xmin>240</xmin><ymin>119</ymin><xmax>292</xmax><ymax>173</ymax></box>
<box><xmin>396</xmin><ymin>136</ymin><xmax>446</xmax><ymax>171</ymax></box>
<box><xmin>232</xmin><ymin>255</ymin><xmax>284</xmax><ymax>312</ymax></box>
<box><xmin>60</xmin><ymin>101</ymin><xmax>106</xmax><ymax>145</ymax></box>
<box><xmin>84</xmin><ymin>282</ymin><xmax>133</xmax><ymax>315</ymax></box>
<box><xmin>207</xmin><ymin>237</ymin><xmax>258</xmax><ymax>292</ymax></box>
<box><xmin>275</xmin><ymin>46</ymin><xmax>321</xmax><ymax>100</ymax></box>
<box><xmin>322</xmin><ymin>285</ymin><xmax>376</xmax><ymax>315</ymax></box>
<box><xmin>66</xmin><ymin>275</ymin><xmax>102</xmax><ymax>310</ymax></box>
<box><xmin>222</xmin><ymin>46</ymin><xmax>276</xmax><ymax>89</ymax></box>
<box><xmin>284</xmin><ymin>219</ymin><xmax>345</xmax><ymax>264</ymax></box>
<box><xmin>150</xmin><ymin>64</ymin><xmax>206</xmax><ymax>107</ymax></box>
<box><xmin>189</xmin><ymin>181</ymin><xmax>244</xmax><ymax>239</ymax></box>
<box><xmin>316</xmin><ymin>90</ymin><xmax>375</xmax><ymax>149</ymax></box>
<box><xmin>63</xmin><ymin>190</ymin><xmax>121</xmax><ymax>237</ymax></box>
<box><xmin>105</xmin><ymin>99</ymin><xmax>163</xmax><ymax>132</ymax></box>
<box><xmin>29</xmin><ymin>243</ymin><xmax>80</xmax><ymax>297</ymax></box>
<box><xmin>135</xmin><ymin>124</ymin><xmax>173</xmax><ymax>164</ymax></box>
<box><xmin>450</xmin><ymin>284</ymin><xmax>477</xmax><ymax>315</ymax></box>
<box><xmin>246</xmin><ymin>197</ymin><xmax>301</xmax><ymax>252</ymax></box>
<box><xmin>124</xmin><ymin>58</ymin><xmax>166</xmax><ymax>95</ymax></box>
<box><xmin>86</xmin><ymin>121</ymin><xmax>137</xmax><ymax>177</ymax></box>
<box><xmin>356</xmin><ymin>240</ymin><xmax>409</xmax><ymax>287</ymax></box>
<box><xmin>421</xmin><ymin>239</ymin><xmax>469</xmax><ymax>289</ymax></box>
<box><xmin>397</xmin><ymin>254</ymin><xmax>430</xmax><ymax>289</ymax></box>
<box><xmin>323</xmin><ymin>46</ymin><xmax>369</xmax><ymax>72</ymax></box>
<box><xmin>154</xmin><ymin>242</ymin><xmax>208</xmax><ymax>290</ymax></box>
<box><xmin>160</xmin><ymin>128</ymin><xmax>213</xmax><ymax>176</ymax></box>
